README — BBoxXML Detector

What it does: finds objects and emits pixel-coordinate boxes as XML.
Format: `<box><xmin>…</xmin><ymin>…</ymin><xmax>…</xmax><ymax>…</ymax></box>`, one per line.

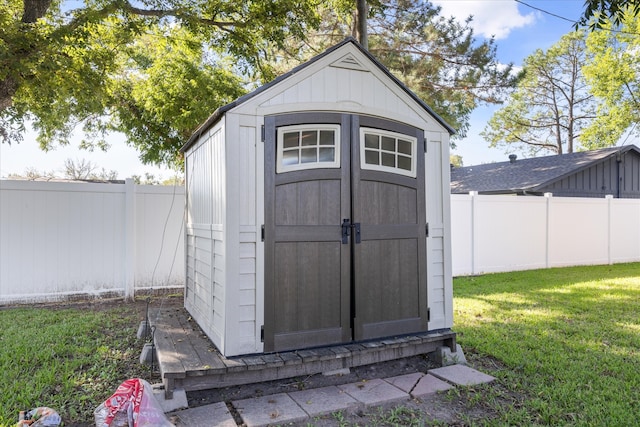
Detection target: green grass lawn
<box><xmin>0</xmin><ymin>265</ymin><xmax>638</xmax><ymax>426</ymax></box>
<box><xmin>454</xmin><ymin>263</ymin><xmax>640</xmax><ymax>425</ymax></box>
<box><xmin>0</xmin><ymin>299</ymin><xmax>158</xmax><ymax>427</ymax></box>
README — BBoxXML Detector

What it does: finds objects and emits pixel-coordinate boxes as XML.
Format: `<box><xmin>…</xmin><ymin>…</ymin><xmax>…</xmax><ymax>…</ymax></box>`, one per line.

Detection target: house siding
<box><xmin>540</xmin><ymin>151</ymin><xmax>640</xmax><ymax>198</ymax></box>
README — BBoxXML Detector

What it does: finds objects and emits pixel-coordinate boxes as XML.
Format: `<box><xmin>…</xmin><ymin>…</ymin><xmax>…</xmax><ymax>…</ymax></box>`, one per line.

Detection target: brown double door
<box><xmin>264</xmin><ymin>113</ymin><xmax>427</xmax><ymax>352</ymax></box>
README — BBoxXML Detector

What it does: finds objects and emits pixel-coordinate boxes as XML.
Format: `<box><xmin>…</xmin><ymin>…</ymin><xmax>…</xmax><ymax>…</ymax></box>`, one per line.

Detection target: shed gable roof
<box><xmin>182</xmin><ymin>38</ymin><xmax>454</xmax><ymax>152</ymax></box>
<box><xmin>450</xmin><ymin>145</ymin><xmax>640</xmax><ymax>194</ymax></box>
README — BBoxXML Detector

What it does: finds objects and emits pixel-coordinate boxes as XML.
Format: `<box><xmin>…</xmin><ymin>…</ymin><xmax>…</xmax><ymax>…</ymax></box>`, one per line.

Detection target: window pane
<box><xmin>381</xmin><ymin>152</ymin><xmax>395</xmax><ymax>167</ymax></box>
<box><xmin>365</xmin><ymin>150</ymin><xmax>379</xmax><ymax>165</ymax></box>
<box><xmin>398</xmin><ymin>139</ymin><xmax>412</xmax><ymax>155</ymax></box>
<box><xmin>283</xmin><ymin>132</ymin><xmax>299</xmax><ymax>149</ymax></box>
<box><xmin>319</xmin><ymin>147</ymin><xmax>335</xmax><ymax>162</ymax></box>
<box><xmin>365</xmin><ymin>134</ymin><xmax>379</xmax><ymax>149</ymax></box>
<box><xmin>282</xmin><ymin>150</ymin><xmax>299</xmax><ymax>166</ymax></box>
<box><xmin>381</xmin><ymin>136</ymin><xmax>395</xmax><ymax>152</ymax></box>
<box><xmin>398</xmin><ymin>155</ymin><xmax>412</xmax><ymax>171</ymax></box>
<box><xmin>301</xmin><ymin>130</ymin><xmax>317</xmax><ymax>146</ymax></box>
<box><xmin>319</xmin><ymin>130</ymin><xmax>335</xmax><ymax>146</ymax></box>
<box><xmin>301</xmin><ymin>148</ymin><xmax>317</xmax><ymax>163</ymax></box>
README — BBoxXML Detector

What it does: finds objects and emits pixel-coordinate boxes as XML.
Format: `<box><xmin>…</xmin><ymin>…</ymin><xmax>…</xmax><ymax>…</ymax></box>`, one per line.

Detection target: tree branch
<box><xmin>121</xmin><ymin>2</ymin><xmax>243</xmax><ymax>29</ymax></box>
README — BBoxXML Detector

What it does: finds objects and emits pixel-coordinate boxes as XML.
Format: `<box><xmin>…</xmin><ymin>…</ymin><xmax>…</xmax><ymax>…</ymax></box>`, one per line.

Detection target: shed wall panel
<box><xmin>425</xmin><ymin>132</ymin><xmax>453</xmax><ymax>330</ymax></box>
<box><xmin>238</xmin><ymin>125</ymin><xmax>257</xmax><ymax>226</ymax></box>
<box><xmin>223</xmin><ymin>117</ymin><xmax>260</xmax><ymax>356</ymax></box>
<box><xmin>184</xmin><ymin>121</ymin><xmax>226</xmax><ymax>352</ymax></box>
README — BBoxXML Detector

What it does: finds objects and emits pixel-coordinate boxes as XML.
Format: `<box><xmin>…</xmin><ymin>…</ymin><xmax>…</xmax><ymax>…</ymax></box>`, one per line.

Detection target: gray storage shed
<box><xmin>181</xmin><ymin>38</ymin><xmax>456</xmax><ymax>357</ymax></box>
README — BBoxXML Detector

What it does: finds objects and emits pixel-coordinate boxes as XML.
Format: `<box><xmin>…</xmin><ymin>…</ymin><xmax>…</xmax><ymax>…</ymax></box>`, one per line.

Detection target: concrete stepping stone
<box><xmin>429</xmin><ymin>364</ymin><xmax>495</xmax><ymax>386</ymax></box>
<box><xmin>338</xmin><ymin>378</ymin><xmax>408</xmax><ymax>406</ymax></box>
<box><xmin>289</xmin><ymin>385</ymin><xmax>361</xmax><ymax>417</ymax></box>
<box><xmin>411</xmin><ymin>374</ymin><xmax>454</xmax><ymax>398</ymax></box>
<box><xmin>233</xmin><ymin>392</ymin><xmax>307</xmax><ymax>427</ymax></box>
<box><xmin>170</xmin><ymin>401</ymin><xmax>236</xmax><ymax>427</ymax></box>
<box><xmin>383</xmin><ymin>372</ymin><xmax>424</xmax><ymax>393</ymax></box>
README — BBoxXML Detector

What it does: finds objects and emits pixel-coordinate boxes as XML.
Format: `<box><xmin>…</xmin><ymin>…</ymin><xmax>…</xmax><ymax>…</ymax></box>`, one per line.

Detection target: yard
<box><xmin>452</xmin><ymin>262</ymin><xmax>640</xmax><ymax>425</ymax></box>
<box><xmin>0</xmin><ymin>263</ymin><xmax>638</xmax><ymax>426</ymax></box>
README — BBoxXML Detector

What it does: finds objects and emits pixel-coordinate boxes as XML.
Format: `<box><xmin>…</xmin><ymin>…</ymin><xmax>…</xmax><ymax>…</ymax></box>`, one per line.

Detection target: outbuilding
<box><xmin>181</xmin><ymin>38</ymin><xmax>456</xmax><ymax>357</ymax></box>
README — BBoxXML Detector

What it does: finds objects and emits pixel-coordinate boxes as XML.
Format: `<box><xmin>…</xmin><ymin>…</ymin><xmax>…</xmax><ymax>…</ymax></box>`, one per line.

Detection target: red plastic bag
<box><xmin>94</xmin><ymin>378</ymin><xmax>174</xmax><ymax>427</ymax></box>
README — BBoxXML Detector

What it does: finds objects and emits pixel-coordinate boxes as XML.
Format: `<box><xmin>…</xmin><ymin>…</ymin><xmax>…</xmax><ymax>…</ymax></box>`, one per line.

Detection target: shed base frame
<box><xmin>149</xmin><ymin>306</ymin><xmax>456</xmax><ymax>399</ymax></box>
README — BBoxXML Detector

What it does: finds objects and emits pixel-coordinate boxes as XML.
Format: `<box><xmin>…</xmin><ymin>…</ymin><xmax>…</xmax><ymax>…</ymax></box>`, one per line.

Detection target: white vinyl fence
<box><xmin>451</xmin><ymin>193</ymin><xmax>640</xmax><ymax>276</ymax></box>
<box><xmin>0</xmin><ymin>179</ymin><xmax>184</xmax><ymax>304</ymax></box>
<box><xmin>2</xmin><ymin>180</ymin><xmax>639</xmax><ymax>303</ymax></box>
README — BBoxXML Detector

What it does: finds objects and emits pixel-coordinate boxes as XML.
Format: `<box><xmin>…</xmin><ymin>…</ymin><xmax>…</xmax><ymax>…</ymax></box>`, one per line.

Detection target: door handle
<box><xmin>342</xmin><ymin>219</ymin><xmax>351</xmax><ymax>244</ymax></box>
<box><xmin>342</xmin><ymin>220</ymin><xmax>361</xmax><ymax>244</ymax></box>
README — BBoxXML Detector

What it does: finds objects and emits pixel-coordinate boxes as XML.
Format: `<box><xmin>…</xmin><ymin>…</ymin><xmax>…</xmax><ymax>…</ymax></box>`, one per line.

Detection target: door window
<box><xmin>277</xmin><ymin>124</ymin><xmax>341</xmax><ymax>173</ymax></box>
<box><xmin>360</xmin><ymin>128</ymin><xmax>417</xmax><ymax>178</ymax></box>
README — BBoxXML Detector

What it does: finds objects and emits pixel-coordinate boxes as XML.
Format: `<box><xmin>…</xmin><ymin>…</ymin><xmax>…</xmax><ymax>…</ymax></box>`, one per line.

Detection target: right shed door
<box><xmin>350</xmin><ymin>115</ymin><xmax>428</xmax><ymax>341</ymax></box>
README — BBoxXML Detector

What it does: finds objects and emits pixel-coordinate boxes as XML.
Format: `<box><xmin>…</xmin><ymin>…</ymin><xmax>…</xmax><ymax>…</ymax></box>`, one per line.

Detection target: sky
<box><xmin>0</xmin><ymin>0</ymin><xmax>594</xmax><ymax>178</ymax></box>
<box><xmin>434</xmin><ymin>0</ymin><xmax>589</xmax><ymax>166</ymax></box>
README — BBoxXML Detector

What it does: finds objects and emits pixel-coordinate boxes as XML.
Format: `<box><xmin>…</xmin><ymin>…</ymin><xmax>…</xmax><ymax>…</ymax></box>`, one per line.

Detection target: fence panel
<box><xmin>451</xmin><ymin>193</ymin><xmax>640</xmax><ymax>276</ymax></box>
<box><xmin>547</xmin><ymin>197</ymin><xmax>609</xmax><ymax>268</ymax></box>
<box><xmin>0</xmin><ymin>180</ymin><xmax>184</xmax><ymax>303</ymax></box>
<box><xmin>610</xmin><ymin>199</ymin><xmax>640</xmax><ymax>263</ymax></box>
<box><xmin>3</xmin><ymin>183</ymin><xmax>639</xmax><ymax>301</ymax></box>
<box><xmin>475</xmin><ymin>195</ymin><xmax>547</xmax><ymax>274</ymax></box>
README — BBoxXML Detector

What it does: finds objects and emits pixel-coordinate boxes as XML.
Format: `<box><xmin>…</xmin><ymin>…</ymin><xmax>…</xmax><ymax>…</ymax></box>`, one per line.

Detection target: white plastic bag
<box><xmin>94</xmin><ymin>378</ymin><xmax>174</xmax><ymax>427</ymax></box>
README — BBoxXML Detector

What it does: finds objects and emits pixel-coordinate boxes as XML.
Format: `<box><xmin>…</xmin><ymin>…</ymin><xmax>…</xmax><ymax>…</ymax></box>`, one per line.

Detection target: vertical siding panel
<box><xmin>310</xmin><ymin>72</ymin><xmax>325</xmax><ymax>102</ymax></box>
<box><xmin>239</xmin><ymin>125</ymin><xmax>256</xmax><ymax>226</ymax></box>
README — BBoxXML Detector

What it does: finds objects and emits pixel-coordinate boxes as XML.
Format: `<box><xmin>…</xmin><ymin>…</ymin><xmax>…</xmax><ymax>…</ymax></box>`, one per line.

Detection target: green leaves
<box><xmin>482</xmin><ymin>31</ymin><xmax>603</xmax><ymax>156</ymax></box>
<box><xmin>0</xmin><ymin>0</ymin><xmax>322</xmax><ymax>166</ymax></box>
<box><xmin>107</xmin><ymin>27</ymin><xmax>246</xmax><ymax>166</ymax></box>
<box><xmin>577</xmin><ymin>0</ymin><xmax>640</xmax><ymax>30</ymax></box>
<box><xmin>366</xmin><ymin>1</ymin><xmax>518</xmax><ymax>141</ymax></box>
<box><xmin>582</xmin><ymin>15</ymin><xmax>640</xmax><ymax>148</ymax></box>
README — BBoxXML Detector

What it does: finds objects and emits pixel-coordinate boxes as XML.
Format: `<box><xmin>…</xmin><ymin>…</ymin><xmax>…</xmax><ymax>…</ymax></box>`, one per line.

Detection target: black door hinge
<box><xmin>261</xmin><ymin>125</ymin><xmax>265</xmax><ymax>142</ymax></box>
<box><xmin>260</xmin><ymin>325</ymin><xmax>264</xmax><ymax>342</ymax></box>
<box><xmin>261</xmin><ymin>225</ymin><xmax>265</xmax><ymax>242</ymax></box>
<box><xmin>426</xmin><ymin>223</ymin><xmax>429</xmax><ymax>237</ymax></box>
<box><xmin>427</xmin><ymin>308</ymin><xmax>431</xmax><ymax>322</ymax></box>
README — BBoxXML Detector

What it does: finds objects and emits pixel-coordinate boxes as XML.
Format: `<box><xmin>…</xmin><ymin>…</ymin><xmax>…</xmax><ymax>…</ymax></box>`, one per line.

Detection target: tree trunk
<box><xmin>22</xmin><ymin>0</ymin><xmax>53</xmax><ymax>23</ymax></box>
<box><xmin>355</xmin><ymin>0</ymin><xmax>368</xmax><ymax>50</ymax></box>
<box><xmin>0</xmin><ymin>78</ymin><xmax>17</xmax><ymax>113</ymax></box>
<box><xmin>1</xmin><ymin>0</ymin><xmax>54</xmax><ymax>114</ymax></box>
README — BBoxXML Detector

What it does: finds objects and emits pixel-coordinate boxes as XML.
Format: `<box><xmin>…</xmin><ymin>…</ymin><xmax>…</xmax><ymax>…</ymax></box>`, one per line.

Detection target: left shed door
<box><xmin>263</xmin><ymin>113</ymin><xmax>352</xmax><ymax>352</ymax></box>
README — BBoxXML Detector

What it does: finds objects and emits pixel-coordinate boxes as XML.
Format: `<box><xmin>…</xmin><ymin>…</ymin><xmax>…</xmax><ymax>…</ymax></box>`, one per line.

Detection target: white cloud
<box><xmin>431</xmin><ymin>0</ymin><xmax>537</xmax><ymax>39</ymax></box>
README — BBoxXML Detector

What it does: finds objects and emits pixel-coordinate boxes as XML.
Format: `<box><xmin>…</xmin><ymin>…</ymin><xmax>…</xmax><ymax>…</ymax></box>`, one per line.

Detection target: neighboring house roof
<box><xmin>450</xmin><ymin>145</ymin><xmax>640</xmax><ymax>195</ymax></box>
<box><xmin>181</xmin><ymin>37</ymin><xmax>455</xmax><ymax>153</ymax></box>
